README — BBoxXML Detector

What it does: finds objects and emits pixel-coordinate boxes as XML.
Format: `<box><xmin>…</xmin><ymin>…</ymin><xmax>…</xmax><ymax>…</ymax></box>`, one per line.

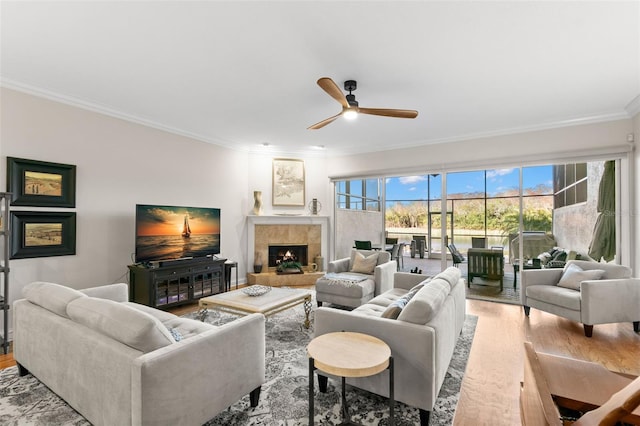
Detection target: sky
<box><xmin>386</xmin><ymin>165</ymin><xmax>553</xmax><ymax>201</ymax></box>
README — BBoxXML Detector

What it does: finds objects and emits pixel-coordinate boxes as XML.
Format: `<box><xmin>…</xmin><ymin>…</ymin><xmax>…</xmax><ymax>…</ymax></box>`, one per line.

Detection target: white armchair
<box><xmin>521</xmin><ymin>260</ymin><xmax>640</xmax><ymax>337</ymax></box>
<box><xmin>315</xmin><ymin>249</ymin><xmax>396</xmax><ymax>308</ymax></box>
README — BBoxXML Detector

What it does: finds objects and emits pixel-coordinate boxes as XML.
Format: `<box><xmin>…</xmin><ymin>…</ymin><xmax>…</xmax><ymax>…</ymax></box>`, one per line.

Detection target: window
<box><xmin>554</xmin><ymin>163</ymin><xmax>587</xmax><ymax>208</ymax></box>
<box><xmin>336</xmin><ymin>178</ymin><xmax>381</xmax><ymax>211</ymax></box>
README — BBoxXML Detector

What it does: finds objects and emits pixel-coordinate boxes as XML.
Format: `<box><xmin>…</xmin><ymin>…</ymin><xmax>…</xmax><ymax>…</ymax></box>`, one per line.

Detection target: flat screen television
<box><xmin>135</xmin><ymin>204</ymin><xmax>220</xmax><ymax>264</ymax></box>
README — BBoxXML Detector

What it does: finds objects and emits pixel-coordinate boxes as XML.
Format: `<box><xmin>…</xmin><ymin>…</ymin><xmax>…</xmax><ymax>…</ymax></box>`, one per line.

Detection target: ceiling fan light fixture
<box><xmin>343</xmin><ymin>109</ymin><xmax>358</xmax><ymax>120</ymax></box>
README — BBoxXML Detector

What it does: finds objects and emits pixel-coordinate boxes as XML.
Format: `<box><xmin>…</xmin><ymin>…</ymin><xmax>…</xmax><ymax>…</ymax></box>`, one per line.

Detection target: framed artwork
<box><xmin>7</xmin><ymin>157</ymin><xmax>76</xmax><ymax>207</ymax></box>
<box><xmin>272</xmin><ymin>158</ymin><xmax>305</xmax><ymax>206</ymax></box>
<box><xmin>10</xmin><ymin>211</ymin><xmax>76</xmax><ymax>259</ymax></box>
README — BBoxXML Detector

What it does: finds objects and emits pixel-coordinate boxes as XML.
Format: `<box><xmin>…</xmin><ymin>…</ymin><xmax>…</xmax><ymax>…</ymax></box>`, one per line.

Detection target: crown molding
<box><xmin>328</xmin><ymin>111</ymin><xmax>632</xmax><ymax>157</ymax></box>
<box><xmin>2</xmin><ymin>78</ymin><xmax>634</xmax><ymax>158</ymax></box>
<box><xmin>0</xmin><ymin>78</ymin><xmax>249</xmax><ymax>152</ymax></box>
<box><xmin>625</xmin><ymin>94</ymin><xmax>640</xmax><ymax>117</ymax></box>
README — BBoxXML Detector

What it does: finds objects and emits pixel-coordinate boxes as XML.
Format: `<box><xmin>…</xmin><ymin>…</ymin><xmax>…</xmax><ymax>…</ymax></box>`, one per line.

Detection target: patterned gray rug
<box><xmin>0</xmin><ymin>299</ymin><xmax>477</xmax><ymax>425</ymax></box>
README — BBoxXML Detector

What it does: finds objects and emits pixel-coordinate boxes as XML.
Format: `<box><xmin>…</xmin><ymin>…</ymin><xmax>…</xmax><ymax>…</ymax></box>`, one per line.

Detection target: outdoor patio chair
<box><xmin>411</xmin><ymin>235</ymin><xmax>427</xmax><ymax>258</ymax></box>
<box><xmin>390</xmin><ymin>243</ymin><xmax>404</xmax><ymax>271</ymax></box>
<box><xmin>448</xmin><ymin>244</ymin><xmax>465</xmax><ymax>267</ymax></box>
<box><xmin>471</xmin><ymin>237</ymin><xmax>486</xmax><ymax>248</ymax></box>
<box><xmin>354</xmin><ymin>240</ymin><xmax>372</xmax><ymax>250</ymax></box>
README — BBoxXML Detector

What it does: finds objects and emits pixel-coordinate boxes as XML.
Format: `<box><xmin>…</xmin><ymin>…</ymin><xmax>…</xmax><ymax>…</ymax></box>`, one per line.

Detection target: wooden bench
<box><xmin>467</xmin><ymin>248</ymin><xmax>505</xmax><ymax>291</ymax></box>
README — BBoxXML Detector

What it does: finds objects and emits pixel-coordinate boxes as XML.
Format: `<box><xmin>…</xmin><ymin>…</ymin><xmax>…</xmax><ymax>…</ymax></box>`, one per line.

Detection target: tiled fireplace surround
<box><xmin>247</xmin><ymin>216</ymin><xmax>330</xmax><ymax>283</ymax></box>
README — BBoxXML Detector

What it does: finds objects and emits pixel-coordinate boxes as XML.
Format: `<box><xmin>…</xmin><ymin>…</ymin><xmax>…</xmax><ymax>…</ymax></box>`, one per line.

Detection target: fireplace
<box><xmin>268</xmin><ymin>244</ymin><xmax>308</xmax><ymax>267</ymax></box>
<box><xmin>247</xmin><ymin>215</ymin><xmax>330</xmax><ymax>275</ymax></box>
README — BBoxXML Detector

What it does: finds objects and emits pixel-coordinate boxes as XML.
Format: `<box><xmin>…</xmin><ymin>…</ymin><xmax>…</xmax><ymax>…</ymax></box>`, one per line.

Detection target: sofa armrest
<box><xmin>521</xmin><ymin>268</ymin><xmax>563</xmax><ymax>288</ymax></box>
<box><xmin>581</xmin><ymin>278</ymin><xmax>640</xmax><ymax>324</ymax></box>
<box><xmin>374</xmin><ymin>261</ymin><xmax>397</xmax><ymax>295</ymax></box>
<box><xmin>131</xmin><ymin>313</ymin><xmax>266</xmax><ymax>425</ymax></box>
<box><xmin>393</xmin><ymin>272</ymin><xmax>428</xmax><ymax>291</ymax></box>
<box><xmin>79</xmin><ymin>283</ymin><xmax>129</xmax><ymax>302</ymax></box>
<box><xmin>328</xmin><ymin>257</ymin><xmax>350</xmax><ymax>273</ymax></box>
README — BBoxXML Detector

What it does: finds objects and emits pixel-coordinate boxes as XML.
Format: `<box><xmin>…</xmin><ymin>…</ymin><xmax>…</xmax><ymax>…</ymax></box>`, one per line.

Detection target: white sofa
<box><xmin>521</xmin><ymin>260</ymin><xmax>640</xmax><ymax>337</ymax></box>
<box><xmin>314</xmin><ymin>267</ymin><xmax>466</xmax><ymax>425</ymax></box>
<box><xmin>315</xmin><ymin>249</ymin><xmax>396</xmax><ymax>308</ymax></box>
<box><xmin>13</xmin><ymin>281</ymin><xmax>265</xmax><ymax>426</ymax></box>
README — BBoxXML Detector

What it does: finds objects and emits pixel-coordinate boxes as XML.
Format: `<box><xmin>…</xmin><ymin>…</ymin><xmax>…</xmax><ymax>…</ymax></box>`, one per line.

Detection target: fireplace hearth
<box><xmin>268</xmin><ymin>244</ymin><xmax>308</xmax><ymax>267</ymax></box>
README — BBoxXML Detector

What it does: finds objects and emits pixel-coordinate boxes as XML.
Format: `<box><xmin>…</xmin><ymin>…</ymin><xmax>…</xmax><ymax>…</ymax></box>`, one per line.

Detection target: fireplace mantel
<box><xmin>247</xmin><ymin>215</ymin><xmax>330</xmax><ymax>274</ymax></box>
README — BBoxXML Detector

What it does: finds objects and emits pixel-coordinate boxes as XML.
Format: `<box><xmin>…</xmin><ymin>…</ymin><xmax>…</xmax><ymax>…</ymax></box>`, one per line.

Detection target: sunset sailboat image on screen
<box><xmin>182</xmin><ymin>214</ymin><xmax>191</xmax><ymax>238</ymax></box>
<box><xmin>135</xmin><ymin>205</ymin><xmax>220</xmax><ymax>263</ymax></box>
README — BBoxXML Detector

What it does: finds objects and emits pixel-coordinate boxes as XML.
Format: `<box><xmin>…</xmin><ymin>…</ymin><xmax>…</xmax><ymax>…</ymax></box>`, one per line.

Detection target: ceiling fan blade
<box><xmin>317</xmin><ymin>77</ymin><xmax>349</xmax><ymax>108</ymax></box>
<box><xmin>357</xmin><ymin>107</ymin><xmax>419</xmax><ymax>119</ymax></box>
<box><xmin>307</xmin><ymin>112</ymin><xmax>342</xmax><ymax>130</ymax></box>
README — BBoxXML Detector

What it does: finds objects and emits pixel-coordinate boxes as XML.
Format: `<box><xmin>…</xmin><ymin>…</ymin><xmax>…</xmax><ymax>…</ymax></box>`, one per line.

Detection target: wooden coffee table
<box><xmin>307</xmin><ymin>331</ymin><xmax>394</xmax><ymax>425</ymax></box>
<box><xmin>198</xmin><ymin>286</ymin><xmax>312</xmax><ymax>329</ymax></box>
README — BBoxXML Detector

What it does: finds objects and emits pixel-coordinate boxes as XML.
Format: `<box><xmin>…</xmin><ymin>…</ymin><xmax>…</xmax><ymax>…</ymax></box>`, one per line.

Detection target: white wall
<box><xmin>633</xmin><ymin>112</ymin><xmax>640</xmax><ymax>275</ymax></box>
<box><xmin>0</xmin><ymin>88</ymin><xmax>249</xmax><ymax>305</ymax></box>
<box><xmin>247</xmin><ymin>152</ymin><xmax>330</xmax><ymax>217</ymax></box>
<box><xmin>326</xmin><ymin>120</ymin><xmax>633</xmax><ymax>178</ymax></box>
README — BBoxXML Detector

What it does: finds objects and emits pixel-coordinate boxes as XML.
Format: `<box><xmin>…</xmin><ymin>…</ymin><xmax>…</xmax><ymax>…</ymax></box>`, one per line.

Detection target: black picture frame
<box><xmin>7</xmin><ymin>157</ymin><xmax>76</xmax><ymax>207</ymax></box>
<box><xmin>10</xmin><ymin>211</ymin><xmax>76</xmax><ymax>259</ymax></box>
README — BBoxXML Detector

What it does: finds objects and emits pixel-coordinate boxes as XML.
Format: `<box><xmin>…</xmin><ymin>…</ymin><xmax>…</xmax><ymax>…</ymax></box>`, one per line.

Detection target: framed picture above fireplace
<box><xmin>272</xmin><ymin>158</ymin><xmax>305</xmax><ymax>206</ymax></box>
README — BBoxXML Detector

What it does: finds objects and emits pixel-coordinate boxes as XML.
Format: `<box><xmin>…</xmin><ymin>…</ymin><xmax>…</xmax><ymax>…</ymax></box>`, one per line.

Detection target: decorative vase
<box><xmin>253</xmin><ymin>191</ymin><xmax>263</xmax><ymax>216</ymax></box>
<box><xmin>253</xmin><ymin>252</ymin><xmax>263</xmax><ymax>273</ymax></box>
<box><xmin>315</xmin><ymin>255</ymin><xmax>324</xmax><ymax>272</ymax></box>
<box><xmin>308</xmin><ymin>198</ymin><xmax>322</xmax><ymax>215</ymax></box>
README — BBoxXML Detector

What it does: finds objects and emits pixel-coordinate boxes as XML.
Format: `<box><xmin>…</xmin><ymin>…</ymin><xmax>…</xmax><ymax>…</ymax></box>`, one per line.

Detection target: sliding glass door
<box><xmin>334</xmin><ymin>158</ymin><xmax>622</xmax><ymax>276</ymax></box>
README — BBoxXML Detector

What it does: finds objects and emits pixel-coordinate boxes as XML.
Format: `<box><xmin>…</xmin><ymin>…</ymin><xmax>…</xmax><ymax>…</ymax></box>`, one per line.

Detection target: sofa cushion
<box><xmin>397</xmin><ymin>278</ymin><xmax>450</xmax><ymax>324</ymax></box>
<box><xmin>432</xmin><ymin>267</ymin><xmax>461</xmax><ymax>290</ymax></box>
<box><xmin>23</xmin><ymin>281</ymin><xmax>87</xmax><ymax>318</ymax></box>
<box><xmin>162</xmin><ymin>317</ymin><xmax>217</xmax><ymax>340</ymax></box>
<box><xmin>350</xmin><ymin>252</ymin><xmax>378</xmax><ymax>274</ymax></box>
<box><xmin>557</xmin><ymin>263</ymin><xmax>605</xmax><ymax>290</ymax></box>
<box><xmin>526</xmin><ymin>285</ymin><xmax>582</xmax><ymax>311</ymax></box>
<box><xmin>365</xmin><ymin>288</ymin><xmax>407</xmax><ymax>307</ymax></box>
<box><xmin>123</xmin><ymin>301</ymin><xmax>178</xmax><ymax>322</ymax></box>
<box><xmin>67</xmin><ymin>297</ymin><xmax>176</xmax><ymax>352</ymax></box>
<box><xmin>316</xmin><ymin>274</ymin><xmax>375</xmax><ymax>298</ymax></box>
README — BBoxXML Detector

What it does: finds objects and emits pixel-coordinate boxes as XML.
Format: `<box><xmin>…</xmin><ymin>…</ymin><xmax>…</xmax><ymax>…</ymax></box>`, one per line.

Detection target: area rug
<box><xmin>465</xmin><ymin>278</ymin><xmax>520</xmax><ymax>305</ymax></box>
<box><xmin>0</xmin><ymin>298</ymin><xmax>477</xmax><ymax>425</ymax></box>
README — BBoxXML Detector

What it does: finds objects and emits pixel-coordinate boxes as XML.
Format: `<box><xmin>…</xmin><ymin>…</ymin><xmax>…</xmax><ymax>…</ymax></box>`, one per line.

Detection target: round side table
<box><xmin>307</xmin><ymin>331</ymin><xmax>394</xmax><ymax>425</ymax></box>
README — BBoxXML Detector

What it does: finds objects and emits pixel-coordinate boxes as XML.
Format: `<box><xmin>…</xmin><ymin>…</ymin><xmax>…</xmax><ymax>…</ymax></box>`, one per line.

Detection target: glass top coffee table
<box><xmin>198</xmin><ymin>286</ymin><xmax>312</xmax><ymax>329</ymax></box>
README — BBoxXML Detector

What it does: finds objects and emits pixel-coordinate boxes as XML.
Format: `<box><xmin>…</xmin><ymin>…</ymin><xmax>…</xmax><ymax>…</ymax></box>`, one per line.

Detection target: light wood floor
<box><xmin>1</xmin><ymin>298</ymin><xmax>638</xmax><ymax>425</ymax></box>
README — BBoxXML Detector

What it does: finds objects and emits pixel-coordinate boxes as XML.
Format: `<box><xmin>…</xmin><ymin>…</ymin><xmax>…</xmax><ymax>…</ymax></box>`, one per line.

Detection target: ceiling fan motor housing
<box><xmin>344</xmin><ymin>80</ymin><xmax>357</xmax><ymax>92</ymax></box>
<box><xmin>344</xmin><ymin>80</ymin><xmax>358</xmax><ymax>107</ymax></box>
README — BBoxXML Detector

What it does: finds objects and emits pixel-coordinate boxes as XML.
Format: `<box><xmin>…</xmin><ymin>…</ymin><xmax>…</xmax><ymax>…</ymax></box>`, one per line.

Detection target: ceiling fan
<box><xmin>308</xmin><ymin>77</ymin><xmax>418</xmax><ymax>130</ymax></box>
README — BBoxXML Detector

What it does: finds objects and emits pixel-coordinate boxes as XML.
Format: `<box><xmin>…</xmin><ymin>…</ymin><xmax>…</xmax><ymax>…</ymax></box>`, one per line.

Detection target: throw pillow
<box><xmin>381</xmin><ymin>298</ymin><xmax>407</xmax><ymax>319</ymax></box>
<box><xmin>381</xmin><ymin>284</ymin><xmax>424</xmax><ymax>320</ymax></box>
<box><xmin>350</xmin><ymin>252</ymin><xmax>378</xmax><ymax>274</ymax></box>
<box><xmin>557</xmin><ymin>263</ymin><xmax>605</xmax><ymax>290</ymax></box>
<box><xmin>169</xmin><ymin>328</ymin><xmax>183</xmax><ymax>342</ymax></box>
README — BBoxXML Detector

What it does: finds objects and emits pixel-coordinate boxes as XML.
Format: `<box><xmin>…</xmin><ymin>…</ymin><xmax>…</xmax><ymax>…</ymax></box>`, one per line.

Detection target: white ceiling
<box><xmin>1</xmin><ymin>1</ymin><xmax>639</xmax><ymax>156</ymax></box>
